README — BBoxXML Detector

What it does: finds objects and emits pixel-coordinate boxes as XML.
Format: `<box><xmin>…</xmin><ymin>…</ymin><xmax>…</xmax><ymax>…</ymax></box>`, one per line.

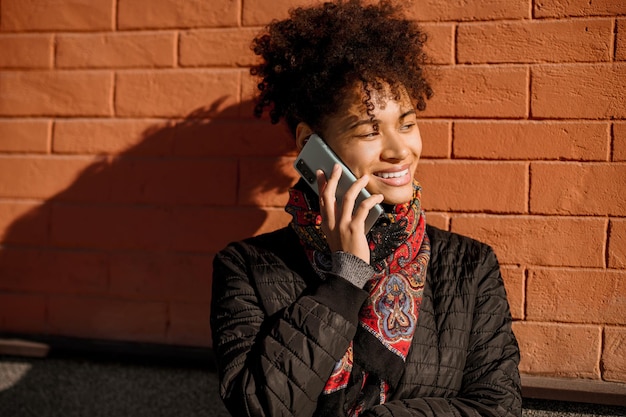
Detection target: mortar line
<box><xmin>114</xmin><ymin>0</ymin><xmax>118</xmax><ymax>31</ymax></box>
<box><xmin>609</xmin><ymin>123</ymin><xmax>615</xmax><ymax>162</ymax></box>
<box><xmin>612</xmin><ymin>18</ymin><xmax>618</xmax><ymax>62</ymax></box>
<box><xmin>604</xmin><ymin>218</ymin><xmax>611</xmax><ymax>270</ymax></box>
<box><xmin>240</xmin><ymin>0</ymin><xmax>244</xmax><ymax>27</ymax></box>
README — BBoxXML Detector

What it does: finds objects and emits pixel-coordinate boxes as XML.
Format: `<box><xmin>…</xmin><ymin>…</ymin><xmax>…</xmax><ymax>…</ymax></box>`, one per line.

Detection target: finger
<box><xmin>352</xmin><ymin>193</ymin><xmax>385</xmax><ymax>232</ymax></box>
<box><xmin>316</xmin><ymin>166</ymin><xmax>339</xmax><ymax>230</ymax></box>
<box><xmin>316</xmin><ymin>168</ymin><xmax>328</xmax><ymax>199</ymax></box>
<box><xmin>325</xmin><ymin>163</ymin><xmax>342</xmax><ymax>199</ymax></box>
<box><xmin>338</xmin><ymin>174</ymin><xmax>371</xmax><ymax>227</ymax></box>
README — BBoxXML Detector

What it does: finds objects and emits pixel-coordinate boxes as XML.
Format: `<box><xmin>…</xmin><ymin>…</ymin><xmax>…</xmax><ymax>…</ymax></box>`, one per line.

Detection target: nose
<box><xmin>381</xmin><ymin>131</ymin><xmax>410</xmax><ymax>161</ymax></box>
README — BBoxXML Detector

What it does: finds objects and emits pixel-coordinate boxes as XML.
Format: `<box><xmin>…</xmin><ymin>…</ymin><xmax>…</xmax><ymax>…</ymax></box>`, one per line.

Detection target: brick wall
<box><xmin>0</xmin><ymin>0</ymin><xmax>624</xmax><ymax>384</ymax></box>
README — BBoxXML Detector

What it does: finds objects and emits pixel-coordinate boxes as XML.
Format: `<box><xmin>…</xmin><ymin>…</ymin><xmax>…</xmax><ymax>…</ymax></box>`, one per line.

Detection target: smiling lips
<box><xmin>374</xmin><ymin>168</ymin><xmax>410</xmax><ymax>179</ymax></box>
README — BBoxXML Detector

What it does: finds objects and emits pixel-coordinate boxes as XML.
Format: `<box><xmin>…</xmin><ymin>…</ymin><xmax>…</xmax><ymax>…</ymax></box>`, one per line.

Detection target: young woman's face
<box><xmin>321</xmin><ymin>84</ymin><xmax>422</xmax><ymax>205</ymax></box>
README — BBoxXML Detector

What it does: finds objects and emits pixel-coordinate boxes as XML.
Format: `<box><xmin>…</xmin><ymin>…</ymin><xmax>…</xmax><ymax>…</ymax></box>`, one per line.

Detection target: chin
<box><xmin>382</xmin><ymin>190</ymin><xmax>414</xmax><ymax>205</ymax></box>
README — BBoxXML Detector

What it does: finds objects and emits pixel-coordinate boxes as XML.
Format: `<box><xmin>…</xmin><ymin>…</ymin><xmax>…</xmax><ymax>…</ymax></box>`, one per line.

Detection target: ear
<box><xmin>295</xmin><ymin>123</ymin><xmax>314</xmax><ymax>151</ymax></box>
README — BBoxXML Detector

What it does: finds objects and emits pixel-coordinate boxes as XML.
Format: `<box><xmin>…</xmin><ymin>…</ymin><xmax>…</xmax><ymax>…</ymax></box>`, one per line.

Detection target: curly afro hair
<box><xmin>250</xmin><ymin>0</ymin><xmax>432</xmax><ymax>137</ymax></box>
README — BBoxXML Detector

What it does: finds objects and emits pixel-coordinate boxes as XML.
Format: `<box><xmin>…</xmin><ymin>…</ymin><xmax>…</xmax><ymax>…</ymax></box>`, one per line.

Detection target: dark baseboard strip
<box><xmin>0</xmin><ymin>333</ymin><xmax>216</xmax><ymax>369</ymax></box>
<box><xmin>522</xmin><ymin>374</ymin><xmax>626</xmax><ymax>407</ymax></box>
<box><xmin>1</xmin><ymin>333</ymin><xmax>625</xmax><ymax>407</ymax></box>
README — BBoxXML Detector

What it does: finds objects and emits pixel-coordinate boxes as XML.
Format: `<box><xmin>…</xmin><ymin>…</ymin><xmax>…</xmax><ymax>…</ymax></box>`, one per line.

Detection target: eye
<box><xmin>400</xmin><ymin>122</ymin><xmax>416</xmax><ymax>131</ymax></box>
<box><xmin>358</xmin><ymin>131</ymin><xmax>380</xmax><ymax>139</ymax></box>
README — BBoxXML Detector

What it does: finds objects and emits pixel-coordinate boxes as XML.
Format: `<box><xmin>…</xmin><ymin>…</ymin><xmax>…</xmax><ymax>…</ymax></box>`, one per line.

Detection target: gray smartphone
<box><xmin>294</xmin><ymin>133</ymin><xmax>384</xmax><ymax>233</ymax></box>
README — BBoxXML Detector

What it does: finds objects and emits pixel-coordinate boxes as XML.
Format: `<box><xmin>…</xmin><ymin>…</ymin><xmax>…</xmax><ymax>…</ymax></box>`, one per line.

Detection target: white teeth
<box><xmin>376</xmin><ymin>169</ymin><xmax>409</xmax><ymax>179</ymax></box>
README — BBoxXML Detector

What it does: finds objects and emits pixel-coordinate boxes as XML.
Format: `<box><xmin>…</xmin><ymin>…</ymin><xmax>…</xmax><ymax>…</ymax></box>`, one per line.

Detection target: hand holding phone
<box><xmin>294</xmin><ymin>134</ymin><xmax>384</xmax><ymax>234</ymax></box>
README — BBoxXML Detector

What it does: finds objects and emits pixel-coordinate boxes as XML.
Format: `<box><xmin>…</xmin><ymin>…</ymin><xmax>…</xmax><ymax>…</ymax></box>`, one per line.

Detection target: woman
<box><xmin>210</xmin><ymin>1</ymin><xmax>521</xmax><ymax>416</ymax></box>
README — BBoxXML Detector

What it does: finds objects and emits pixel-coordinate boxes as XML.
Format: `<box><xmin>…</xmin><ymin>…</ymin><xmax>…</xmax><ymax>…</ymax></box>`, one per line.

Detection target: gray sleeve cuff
<box><xmin>331</xmin><ymin>251</ymin><xmax>374</xmax><ymax>289</ymax></box>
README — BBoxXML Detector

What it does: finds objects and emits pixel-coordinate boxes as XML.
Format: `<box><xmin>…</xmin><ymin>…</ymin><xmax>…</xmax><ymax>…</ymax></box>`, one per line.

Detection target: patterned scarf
<box><xmin>285</xmin><ymin>179</ymin><xmax>430</xmax><ymax>417</ymax></box>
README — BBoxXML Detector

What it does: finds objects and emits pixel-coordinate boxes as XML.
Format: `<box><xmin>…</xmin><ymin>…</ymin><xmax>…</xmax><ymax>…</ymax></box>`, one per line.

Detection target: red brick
<box><xmin>0</xmin><ymin>0</ymin><xmax>114</xmax><ymax>31</ymax></box>
<box><xmin>422</xmin><ymin>23</ymin><xmax>454</xmax><ymax>65</ymax></box>
<box><xmin>527</xmin><ymin>268</ymin><xmax>626</xmax><ymax>325</ymax></box>
<box><xmin>454</xmin><ymin>121</ymin><xmax>610</xmax><ymax>161</ymax></box>
<box><xmin>451</xmin><ymin>215</ymin><xmax>606</xmax><ymax>267</ymax></box>
<box><xmin>167</xmin><ymin>302</ymin><xmax>212</xmax><ymax>347</ymax></box>
<box><xmin>501</xmin><ymin>266</ymin><xmax>524</xmax><ymax>320</ymax></box>
<box><xmin>168</xmin><ymin>207</ymin><xmax>268</xmax><ymax>253</ymax></box>
<box><xmin>239</xmin><ymin>157</ymin><xmax>298</xmax><ymax>207</ymax></box>
<box><xmin>0</xmin><ymin>201</ymin><xmax>48</xmax><ymax>245</ymax></box>
<box><xmin>617</xmin><ymin>20</ymin><xmax>626</xmax><ymax>61</ymax></box>
<box><xmin>110</xmin><ymin>157</ymin><xmax>238</xmax><ymax>205</ymax></box>
<box><xmin>513</xmin><ymin>321</ymin><xmax>601</xmax><ymax>379</ymax></box>
<box><xmin>534</xmin><ymin>0</ymin><xmax>626</xmax><ymax>18</ymax></box>
<box><xmin>169</xmin><ymin>207</ymin><xmax>290</xmax><ymax>252</ymax></box>
<box><xmin>0</xmin><ymin>293</ymin><xmax>46</xmax><ymax>334</ymax></box>
<box><xmin>531</xmin><ymin>63</ymin><xmax>626</xmax><ymax>119</ymax></box>
<box><xmin>53</xmin><ymin>161</ymin><xmax>115</xmax><ymax>203</ymax></box>
<box><xmin>109</xmin><ymin>252</ymin><xmax>212</xmax><ymax>303</ymax></box>
<box><xmin>603</xmin><ymin>327</ymin><xmax>626</xmax><ymax>383</ymax></box>
<box><xmin>424</xmin><ymin>212</ymin><xmax>449</xmax><ymax>230</ymax></box>
<box><xmin>420</xmin><ymin>66</ymin><xmax>527</xmax><ymax>118</ymax></box>
<box><xmin>0</xmin><ymin>155</ymin><xmax>111</xmax><ymax>200</ymax></box>
<box><xmin>418</xmin><ymin>120</ymin><xmax>450</xmax><ymax>158</ymax></box>
<box><xmin>608</xmin><ymin>219</ymin><xmax>626</xmax><ymax>269</ymax></box>
<box><xmin>0</xmin><ymin>120</ymin><xmax>50</xmax><ymax>153</ymax></box>
<box><xmin>56</xmin><ymin>32</ymin><xmax>175</xmax><ymax>69</ymax></box>
<box><xmin>62</xmin><ymin>117</ymin><xmax>294</xmax><ymax>158</ymax></box>
<box><xmin>242</xmin><ymin>0</ymin><xmax>316</xmax><ymax>26</ymax></box>
<box><xmin>180</xmin><ymin>28</ymin><xmax>259</xmax><ymax>67</ymax></box>
<box><xmin>0</xmin><ymin>34</ymin><xmax>53</xmax><ymax>68</ymax></box>
<box><xmin>458</xmin><ymin>19</ymin><xmax>612</xmax><ymax>64</ymax></box>
<box><xmin>0</xmin><ymin>247</ymin><xmax>108</xmax><ymax>294</ymax></box>
<box><xmin>416</xmin><ymin>161</ymin><xmax>527</xmax><ymax>213</ymax></box>
<box><xmin>171</xmin><ymin>119</ymin><xmax>296</xmax><ymax>157</ymax></box>
<box><xmin>241</xmin><ymin>73</ymin><xmax>265</xmax><ymax>117</ymax></box>
<box><xmin>406</xmin><ymin>0</ymin><xmax>529</xmax><ymax>21</ymax></box>
<box><xmin>115</xmin><ymin>70</ymin><xmax>239</xmax><ymax>117</ymax></box>
<box><xmin>0</xmin><ymin>71</ymin><xmax>113</xmax><ymax>117</ymax></box>
<box><xmin>118</xmin><ymin>0</ymin><xmax>239</xmax><ymax>30</ymax></box>
<box><xmin>53</xmin><ymin>119</ymin><xmax>172</xmax><ymax>155</ymax></box>
<box><xmin>530</xmin><ymin>162</ymin><xmax>626</xmax><ymax>216</ymax></box>
<box><xmin>615</xmin><ymin>122</ymin><xmax>626</xmax><ymax>162</ymax></box>
<box><xmin>47</xmin><ymin>295</ymin><xmax>168</xmax><ymax>343</ymax></box>
<box><xmin>50</xmin><ymin>204</ymin><xmax>169</xmax><ymax>250</ymax></box>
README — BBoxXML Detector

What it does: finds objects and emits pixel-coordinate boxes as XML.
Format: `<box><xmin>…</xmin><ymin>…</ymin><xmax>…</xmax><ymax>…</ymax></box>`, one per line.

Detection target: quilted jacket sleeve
<box><xmin>210</xmin><ymin>241</ymin><xmax>370</xmax><ymax>417</ymax></box>
<box><xmin>361</xmin><ymin>245</ymin><xmax>522</xmax><ymax>417</ymax></box>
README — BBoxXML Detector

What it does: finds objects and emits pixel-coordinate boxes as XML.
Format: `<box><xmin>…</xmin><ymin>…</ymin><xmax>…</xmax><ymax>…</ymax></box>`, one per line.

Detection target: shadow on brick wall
<box><xmin>0</xmin><ymin>98</ymin><xmax>297</xmax><ymax>347</ymax></box>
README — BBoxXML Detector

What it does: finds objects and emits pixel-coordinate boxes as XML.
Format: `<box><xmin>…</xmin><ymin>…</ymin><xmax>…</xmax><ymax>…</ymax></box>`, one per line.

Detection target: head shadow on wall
<box><xmin>0</xmin><ymin>97</ymin><xmax>298</xmax><ymax>347</ymax></box>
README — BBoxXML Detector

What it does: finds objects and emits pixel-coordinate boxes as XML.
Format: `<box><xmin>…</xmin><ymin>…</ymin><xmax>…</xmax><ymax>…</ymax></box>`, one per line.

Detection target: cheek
<box><xmin>411</xmin><ymin>132</ymin><xmax>423</xmax><ymax>155</ymax></box>
<box><xmin>414</xmin><ymin>141</ymin><xmax>422</xmax><ymax>157</ymax></box>
<box><xmin>342</xmin><ymin>148</ymin><xmax>379</xmax><ymax>175</ymax></box>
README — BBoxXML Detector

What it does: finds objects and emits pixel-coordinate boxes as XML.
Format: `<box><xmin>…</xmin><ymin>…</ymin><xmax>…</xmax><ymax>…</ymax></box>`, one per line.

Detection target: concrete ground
<box><xmin>1</xmin><ymin>354</ymin><xmax>625</xmax><ymax>417</ymax></box>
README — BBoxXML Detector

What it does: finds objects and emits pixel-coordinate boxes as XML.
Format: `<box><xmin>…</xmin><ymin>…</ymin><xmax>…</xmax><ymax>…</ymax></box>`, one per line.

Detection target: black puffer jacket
<box><xmin>210</xmin><ymin>224</ymin><xmax>522</xmax><ymax>417</ymax></box>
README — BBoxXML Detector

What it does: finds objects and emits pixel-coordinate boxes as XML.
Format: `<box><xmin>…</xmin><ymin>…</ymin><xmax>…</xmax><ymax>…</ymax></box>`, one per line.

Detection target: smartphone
<box><xmin>294</xmin><ymin>133</ymin><xmax>384</xmax><ymax>233</ymax></box>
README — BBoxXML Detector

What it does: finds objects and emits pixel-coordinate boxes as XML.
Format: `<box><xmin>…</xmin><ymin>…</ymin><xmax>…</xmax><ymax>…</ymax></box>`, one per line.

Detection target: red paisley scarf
<box><xmin>285</xmin><ymin>179</ymin><xmax>430</xmax><ymax>417</ymax></box>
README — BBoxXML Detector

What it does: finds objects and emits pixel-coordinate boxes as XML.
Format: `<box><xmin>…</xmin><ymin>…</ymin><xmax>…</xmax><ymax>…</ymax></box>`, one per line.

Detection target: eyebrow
<box><xmin>348</xmin><ymin>109</ymin><xmax>417</xmax><ymax>130</ymax></box>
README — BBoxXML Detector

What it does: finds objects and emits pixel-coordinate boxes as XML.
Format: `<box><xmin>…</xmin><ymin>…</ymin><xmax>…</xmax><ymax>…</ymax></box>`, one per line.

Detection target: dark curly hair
<box><xmin>250</xmin><ymin>0</ymin><xmax>433</xmax><ymax>137</ymax></box>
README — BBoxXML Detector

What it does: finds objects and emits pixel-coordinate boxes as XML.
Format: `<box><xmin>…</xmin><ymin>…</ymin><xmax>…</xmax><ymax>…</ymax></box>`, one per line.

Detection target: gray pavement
<box><xmin>1</xmin><ymin>355</ymin><xmax>625</xmax><ymax>417</ymax></box>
